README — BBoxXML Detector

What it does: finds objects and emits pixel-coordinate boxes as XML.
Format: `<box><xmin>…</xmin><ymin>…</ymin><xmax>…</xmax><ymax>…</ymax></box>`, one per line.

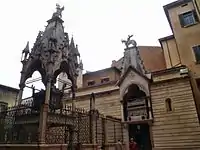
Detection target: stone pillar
<box><xmin>71</xmin><ymin>93</ymin><xmax>76</xmax><ymax>149</ymax></box>
<box><xmin>123</xmin><ymin>124</ymin><xmax>130</xmax><ymax>150</ymax></box>
<box><xmin>72</xmin><ymin>92</ymin><xmax>76</xmax><ymax>112</ymax></box>
<box><xmin>89</xmin><ymin>93</ymin><xmax>97</xmax><ymax>146</ymax></box>
<box><xmin>16</xmin><ymin>88</ymin><xmax>24</xmax><ymax>105</ymax></box>
<box><xmin>67</xmin><ymin>125</ymin><xmax>74</xmax><ymax>150</ymax></box>
<box><xmin>103</xmin><ymin>117</ymin><xmax>108</xmax><ymax>150</ymax></box>
<box><xmin>120</xmin><ymin>101</ymin><xmax>124</xmax><ymax>122</ymax></box>
<box><xmin>91</xmin><ymin>111</ymin><xmax>97</xmax><ymax>145</ymax></box>
<box><xmin>120</xmin><ymin>100</ymin><xmax>129</xmax><ymax>150</ymax></box>
<box><xmin>16</xmin><ymin>82</ymin><xmax>26</xmax><ymax>105</ymax></box>
<box><xmin>38</xmin><ymin>79</ymin><xmax>51</xmax><ymax>144</ymax></box>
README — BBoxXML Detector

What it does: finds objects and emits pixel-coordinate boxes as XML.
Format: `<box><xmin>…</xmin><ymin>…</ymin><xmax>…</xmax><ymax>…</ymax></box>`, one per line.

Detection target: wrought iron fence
<box><xmin>0</xmin><ymin>104</ymin><xmax>39</xmax><ymax>144</ymax></box>
<box><xmin>0</xmin><ymin>104</ymin><xmax>125</xmax><ymax>146</ymax></box>
<box><xmin>95</xmin><ymin>113</ymin><xmax>104</xmax><ymax>145</ymax></box>
<box><xmin>106</xmin><ymin>116</ymin><xmax>123</xmax><ymax>143</ymax></box>
<box><xmin>45</xmin><ymin>107</ymin><xmax>91</xmax><ymax>144</ymax></box>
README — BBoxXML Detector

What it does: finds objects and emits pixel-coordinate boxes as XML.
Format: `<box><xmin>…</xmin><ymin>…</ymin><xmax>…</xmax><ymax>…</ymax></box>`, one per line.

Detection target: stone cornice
<box><xmin>64</xmin><ymin>88</ymin><xmax>119</xmax><ymax>101</ymax></box>
<box><xmin>76</xmin><ymin>80</ymin><xmax>118</xmax><ymax>92</ymax></box>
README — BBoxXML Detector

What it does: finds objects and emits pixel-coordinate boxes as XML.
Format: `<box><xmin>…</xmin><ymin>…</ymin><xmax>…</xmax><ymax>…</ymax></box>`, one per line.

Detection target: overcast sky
<box><xmin>0</xmin><ymin>0</ymin><xmax>175</xmax><ymax>97</ymax></box>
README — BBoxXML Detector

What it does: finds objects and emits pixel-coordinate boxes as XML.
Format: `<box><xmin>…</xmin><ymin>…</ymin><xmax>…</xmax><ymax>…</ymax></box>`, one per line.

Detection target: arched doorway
<box><xmin>123</xmin><ymin>84</ymin><xmax>152</xmax><ymax>150</ymax></box>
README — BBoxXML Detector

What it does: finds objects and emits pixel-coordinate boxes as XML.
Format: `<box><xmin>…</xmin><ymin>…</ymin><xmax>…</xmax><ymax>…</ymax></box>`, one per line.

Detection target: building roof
<box><xmin>163</xmin><ymin>0</ymin><xmax>192</xmax><ymax>32</ymax></box>
<box><xmin>159</xmin><ymin>35</ymin><xmax>175</xmax><ymax>42</ymax></box>
<box><xmin>151</xmin><ymin>65</ymin><xmax>187</xmax><ymax>76</ymax></box>
<box><xmin>138</xmin><ymin>46</ymin><xmax>166</xmax><ymax>72</ymax></box>
<box><xmin>83</xmin><ymin>66</ymin><xmax>120</xmax><ymax>76</ymax></box>
<box><xmin>0</xmin><ymin>84</ymin><xmax>19</xmax><ymax>93</ymax></box>
<box><xmin>112</xmin><ymin>46</ymin><xmax>166</xmax><ymax>73</ymax></box>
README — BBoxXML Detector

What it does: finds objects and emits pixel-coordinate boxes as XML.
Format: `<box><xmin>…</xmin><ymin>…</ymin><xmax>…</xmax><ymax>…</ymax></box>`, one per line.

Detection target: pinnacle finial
<box><xmin>23</xmin><ymin>41</ymin><xmax>29</xmax><ymax>54</ymax></box>
<box><xmin>70</xmin><ymin>36</ymin><xmax>75</xmax><ymax>47</ymax></box>
<box><xmin>121</xmin><ymin>34</ymin><xmax>136</xmax><ymax>49</ymax></box>
<box><xmin>79</xmin><ymin>59</ymin><xmax>83</xmax><ymax>70</ymax></box>
<box><xmin>52</xmin><ymin>3</ymin><xmax>64</xmax><ymax>18</ymax></box>
<box><xmin>21</xmin><ymin>41</ymin><xmax>30</xmax><ymax>62</ymax></box>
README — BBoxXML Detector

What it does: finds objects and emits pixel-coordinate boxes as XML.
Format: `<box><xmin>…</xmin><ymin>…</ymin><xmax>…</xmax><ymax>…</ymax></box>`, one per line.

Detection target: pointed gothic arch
<box><xmin>122</xmin><ymin>84</ymin><xmax>147</xmax><ymax>121</ymax></box>
<box><xmin>120</xmin><ymin>80</ymin><xmax>149</xmax><ymax>101</ymax></box>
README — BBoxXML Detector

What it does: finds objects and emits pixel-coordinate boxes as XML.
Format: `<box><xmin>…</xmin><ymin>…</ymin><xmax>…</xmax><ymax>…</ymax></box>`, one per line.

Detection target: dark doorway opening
<box><xmin>122</xmin><ymin>84</ymin><xmax>152</xmax><ymax>150</ymax></box>
<box><xmin>129</xmin><ymin>124</ymin><xmax>152</xmax><ymax>150</ymax></box>
<box><xmin>123</xmin><ymin>84</ymin><xmax>146</xmax><ymax>121</ymax></box>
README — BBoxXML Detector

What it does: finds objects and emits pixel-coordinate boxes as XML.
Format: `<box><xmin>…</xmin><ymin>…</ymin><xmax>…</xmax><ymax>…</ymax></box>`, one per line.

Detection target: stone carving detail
<box><xmin>121</xmin><ymin>35</ymin><xmax>137</xmax><ymax>49</ymax></box>
<box><xmin>119</xmin><ymin>70</ymin><xmax>149</xmax><ymax>100</ymax></box>
<box><xmin>121</xmin><ymin>35</ymin><xmax>146</xmax><ymax>76</ymax></box>
<box><xmin>120</xmin><ymin>71</ymin><xmax>135</xmax><ymax>97</ymax></box>
<box><xmin>53</xmin><ymin>4</ymin><xmax>65</xmax><ymax>18</ymax></box>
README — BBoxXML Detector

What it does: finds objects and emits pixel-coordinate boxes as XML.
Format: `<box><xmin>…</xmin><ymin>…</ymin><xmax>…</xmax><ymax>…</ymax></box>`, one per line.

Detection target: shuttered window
<box><xmin>0</xmin><ymin>102</ymin><xmax>8</xmax><ymax>112</ymax></box>
<box><xmin>101</xmin><ymin>77</ymin><xmax>110</xmax><ymax>84</ymax></box>
<box><xmin>179</xmin><ymin>10</ymin><xmax>199</xmax><ymax>27</ymax></box>
<box><xmin>193</xmin><ymin>45</ymin><xmax>200</xmax><ymax>63</ymax></box>
<box><xmin>87</xmin><ymin>80</ymin><xmax>95</xmax><ymax>86</ymax></box>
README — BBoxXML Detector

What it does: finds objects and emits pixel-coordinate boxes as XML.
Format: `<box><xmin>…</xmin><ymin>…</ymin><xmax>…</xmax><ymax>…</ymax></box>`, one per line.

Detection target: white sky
<box><xmin>0</xmin><ymin>0</ymin><xmax>175</xmax><ymax>97</ymax></box>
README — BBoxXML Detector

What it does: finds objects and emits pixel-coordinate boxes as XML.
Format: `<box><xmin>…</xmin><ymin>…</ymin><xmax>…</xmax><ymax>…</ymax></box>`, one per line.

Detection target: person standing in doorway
<box><xmin>129</xmin><ymin>138</ymin><xmax>139</xmax><ymax>150</ymax></box>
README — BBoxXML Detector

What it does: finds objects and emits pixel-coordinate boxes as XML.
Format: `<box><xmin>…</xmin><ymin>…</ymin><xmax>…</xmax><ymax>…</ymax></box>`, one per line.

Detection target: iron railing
<box><xmin>0</xmin><ymin>104</ymin><xmax>39</xmax><ymax>144</ymax></box>
<box><xmin>0</xmin><ymin>104</ymin><xmax>125</xmax><ymax>147</ymax></box>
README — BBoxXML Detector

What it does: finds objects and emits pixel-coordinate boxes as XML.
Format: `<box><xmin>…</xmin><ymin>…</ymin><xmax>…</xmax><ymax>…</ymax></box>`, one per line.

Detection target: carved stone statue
<box><xmin>121</xmin><ymin>35</ymin><xmax>137</xmax><ymax>49</ymax></box>
<box><xmin>52</xmin><ymin>3</ymin><xmax>64</xmax><ymax>18</ymax></box>
<box><xmin>121</xmin><ymin>34</ymin><xmax>146</xmax><ymax>76</ymax></box>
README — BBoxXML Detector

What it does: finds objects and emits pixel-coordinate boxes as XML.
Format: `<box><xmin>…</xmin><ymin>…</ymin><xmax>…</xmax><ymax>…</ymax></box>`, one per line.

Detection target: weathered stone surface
<box><xmin>151</xmin><ymin>78</ymin><xmax>200</xmax><ymax>149</ymax></box>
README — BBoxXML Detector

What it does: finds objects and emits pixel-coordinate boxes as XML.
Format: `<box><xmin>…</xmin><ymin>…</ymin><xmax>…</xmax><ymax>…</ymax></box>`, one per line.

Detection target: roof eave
<box><xmin>163</xmin><ymin>0</ymin><xmax>193</xmax><ymax>33</ymax></box>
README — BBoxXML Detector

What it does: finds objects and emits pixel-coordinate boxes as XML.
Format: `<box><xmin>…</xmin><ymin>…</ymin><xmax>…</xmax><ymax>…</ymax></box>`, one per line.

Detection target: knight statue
<box><xmin>52</xmin><ymin>3</ymin><xmax>64</xmax><ymax>18</ymax></box>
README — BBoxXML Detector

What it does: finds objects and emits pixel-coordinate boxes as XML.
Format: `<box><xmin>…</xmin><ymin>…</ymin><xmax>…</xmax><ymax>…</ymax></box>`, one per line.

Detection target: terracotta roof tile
<box><xmin>138</xmin><ymin>46</ymin><xmax>166</xmax><ymax>72</ymax></box>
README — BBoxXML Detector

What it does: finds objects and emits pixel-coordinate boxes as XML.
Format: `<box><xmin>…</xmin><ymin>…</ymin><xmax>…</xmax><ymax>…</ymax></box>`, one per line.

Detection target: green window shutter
<box><xmin>179</xmin><ymin>14</ymin><xmax>184</xmax><ymax>27</ymax></box>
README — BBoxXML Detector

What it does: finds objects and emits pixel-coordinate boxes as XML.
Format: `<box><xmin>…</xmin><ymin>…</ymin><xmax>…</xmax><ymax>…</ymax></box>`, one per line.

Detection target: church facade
<box><xmin>62</xmin><ymin>0</ymin><xmax>200</xmax><ymax>149</ymax></box>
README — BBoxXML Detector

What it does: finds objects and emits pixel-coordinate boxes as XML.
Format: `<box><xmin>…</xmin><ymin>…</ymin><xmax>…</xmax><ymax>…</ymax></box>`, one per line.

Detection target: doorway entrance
<box><xmin>129</xmin><ymin>124</ymin><xmax>152</xmax><ymax>150</ymax></box>
<box><xmin>122</xmin><ymin>83</ymin><xmax>152</xmax><ymax>150</ymax></box>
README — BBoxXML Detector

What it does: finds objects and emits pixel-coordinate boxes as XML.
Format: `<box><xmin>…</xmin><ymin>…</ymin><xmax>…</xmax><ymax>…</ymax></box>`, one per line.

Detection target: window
<box><xmin>101</xmin><ymin>77</ymin><xmax>110</xmax><ymax>84</ymax></box>
<box><xmin>87</xmin><ymin>80</ymin><xmax>95</xmax><ymax>86</ymax></box>
<box><xmin>179</xmin><ymin>10</ymin><xmax>199</xmax><ymax>27</ymax></box>
<box><xmin>165</xmin><ymin>98</ymin><xmax>172</xmax><ymax>112</ymax></box>
<box><xmin>0</xmin><ymin>102</ymin><xmax>8</xmax><ymax>112</ymax></box>
<box><xmin>193</xmin><ymin>45</ymin><xmax>200</xmax><ymax>63</ymax></box>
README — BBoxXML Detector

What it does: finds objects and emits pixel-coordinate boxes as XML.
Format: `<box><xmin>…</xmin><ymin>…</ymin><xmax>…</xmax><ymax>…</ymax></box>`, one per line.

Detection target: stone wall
<box><xmin>151</xmin><ymin>78</ymin><xmax>200</xmax><ymax>149</ymax></box>
<box><xmin>0</xmin><ymin>87</ymin><xmax>18</xmax><ymax>107</ymax></box>
<box><xmin>66</xmin><ymin>90</ymin><xmax>121</xmax><ymax>118</ymax></box>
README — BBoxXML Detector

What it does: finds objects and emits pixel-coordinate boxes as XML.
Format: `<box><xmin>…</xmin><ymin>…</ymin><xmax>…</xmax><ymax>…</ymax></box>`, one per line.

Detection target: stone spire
<box><xmin>76</xmin><ymin>59</ymin><xmax>83</xmax><ymax>88</ymax></box>
<box><xmin>78</xmin><ymin>60</ymin><xmax>83</xmax><ymax>70</ymax></box>
<box><xmin>17</xmin><ymin>4</ymin><xmax>80</xmax><ymax>104</ymax></box>
<box><xmin>69</xmin><ymin>37</ymin><xmax>80</xmax><ymax>70</ymax></box>
<box><xmin>121</xmin><ymin>35</ymin><xmax>146</xmax><ymax>76</ymax></box>
<box><xmin>21</xmin><ymin>41</ymin><xmax>30</xmax><ymax>62</ymax></box>
<box><xmin>70</xmin><ymin>37</ymin><xmax>75</xmax><ymax>48</ymax></box>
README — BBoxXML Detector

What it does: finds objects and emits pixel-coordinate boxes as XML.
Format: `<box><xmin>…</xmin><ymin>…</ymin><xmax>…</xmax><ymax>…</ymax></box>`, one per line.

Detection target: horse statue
<box><xmin>52</xmin><ymin>3</ymin><xmax>64</xmax><ymax>18</ymax></box>
<box><xmin>121</xmin><ymin>35</ymin><xmax>137</xmax><ymax>49</ymax></box>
